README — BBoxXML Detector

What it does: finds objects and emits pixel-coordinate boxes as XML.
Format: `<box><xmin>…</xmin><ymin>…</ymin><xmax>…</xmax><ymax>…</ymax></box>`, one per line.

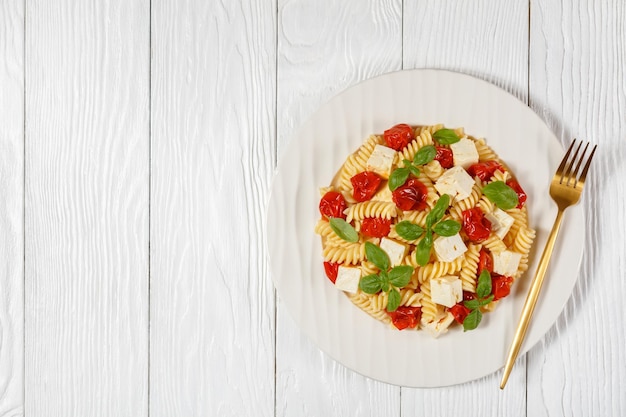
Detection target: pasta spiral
<box><xmin>344</xmin><ymin>201</ymin><xmax>398</xmax><ymax>223</ymax></box>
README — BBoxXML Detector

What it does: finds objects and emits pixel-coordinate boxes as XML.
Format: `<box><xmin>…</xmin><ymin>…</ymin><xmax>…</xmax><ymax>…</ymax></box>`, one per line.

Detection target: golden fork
<box><xmin>500</xmin><ymin>139</ymin><xmax>597</xmax><ymax>389</ymax></box>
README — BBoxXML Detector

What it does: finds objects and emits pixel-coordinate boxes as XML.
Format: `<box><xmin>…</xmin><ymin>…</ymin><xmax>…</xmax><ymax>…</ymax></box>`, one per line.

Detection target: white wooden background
<box><xmin>0</xmin><ymin>0</ymin><xmax>624</xmax><ymax>416</ymax></box>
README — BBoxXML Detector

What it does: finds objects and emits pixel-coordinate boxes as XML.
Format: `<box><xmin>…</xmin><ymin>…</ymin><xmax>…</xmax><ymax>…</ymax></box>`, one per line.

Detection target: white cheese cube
<box><xmin>379</xmin><ymin>237</ymin><xmax>408</xmax><ymax>267</ymax></box>
<box><xmin>485</xmin><ymin>208</ymin><xmax>515</xmax><ymax>240</ymax></box>
<box><xmin>430</xmin><ymin>275</ymin><xmax>463</xmax><ymax>308</ymax></box>
<box><xmin>366</xmin><ymin>144</ymin><xmax>396</xmax><ymax>179</ymax></box>
<box><xmin>450</xmin><ymin>137</ymin><xmax>479</xmax><ymax>169</ymax></box>
<box><xmin>492</xmin><ymin>250</ymin><xmax>522</xmax><ymax>276</ymax></box>
<box><xmin>433</xmin><ymin>233</ymin><xmax>468</xmax><ymax>262</ymax></box>
<box><xmin>422</xmin><ymin>312</ymin><xmax>455</xmax><ymax>338</ymax></box>
<box><xmin>334</xmin><ymin>266</ymin><xmax>361</xmax><ymax>293</ymax></box>
<box><xmin>434</xmin><ymin>165</ymin><xmax>475</xmax><ymax>201</ymax></box>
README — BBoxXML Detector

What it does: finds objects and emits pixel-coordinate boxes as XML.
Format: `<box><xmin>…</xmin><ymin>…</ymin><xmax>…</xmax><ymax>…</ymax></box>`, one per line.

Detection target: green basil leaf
<box><xmin>477</xmin><ymin>295</ymin><xmax>495</xmax><ymax>307</ymax></box>
<box><xmin>359</xmin><ymin>274</ymin><xmax>383</xmax><ymax>294</ymax></box>
<box><xmin>482</xmin><ymin>181</ymin><xmax>519</xmax><ymax>210</ymax></box>
<box><xmin>423</xmin><ymin>229</ymin><xmax>433</xmax><ymax>246</ymax></box>
<box><xmin>387</xmin><ymin>288</ymin><xmax>401</xmax><ymax>312</ymax></box>
<box><xmin>415</xmin><ymin>237</ymin><xmax>432</xmax><ymax>266</ymax></box>
<box><xmin>381</xmin><ymin>281</ymin><xmax>390</xmax><ymax>292</ymax></box>
<box><xmin>432</xmin><ymin>219</ymin><xmax>461</xmax><ymax>237</ymax></box>
<box><xmin>329</xmin><ymin>217</ymin><xmax>359</xmax><ymax>243</ymax></box>
<box><xmin>426</xmin><ymin>194</ymin><xmax>450</xmax><ymax>227</ymax></box>
<box><xmin>433</xmin><ymin>128</ymin><xmax>461</xmax><ymax>145</ymax></box>
<box><xmin>413</xmin><ymin>145</ymin><xmax>437</xmax><ymax>166</ymax></box>
<box><xmin>476</xmin><ymin>269</ymin><xmax>492</xmax><ymax>299</ymax></box>
<box><xmin>409</xmin><ymin>165</ymin><xmax>421</xmax><ymax>176</ymax></box>
<box><xmin>463</xmin><ymin>299</ymin><xmax>481</xmax><ymax>310</ymax></box>
<box><xmin>388</xmin><ymin>167</ymin><xmax>410</xmax><ymax>191</ymax></box>
<box><xmin>388</xmin><ymin>265</ymin><xmax>414</xmax><ymax>288</ymax></box>
<box><xmin>463</xmin><ymin>309</ymin><xmax>482</xmax><ymax>331</ymax></box>
<box><xmin>394</xmin><ymin>221</ymin><xmax>424</xmax><ymax>241</ymax></box>
<box><xmin>365</xmin><ymin>241</ymin><xmax>390</xmax><ymax>271</ymax></box>
<box><xmin>402</xmin><ymin>159</ymin><xmax>412</xmax><ymax>167</ymax></box>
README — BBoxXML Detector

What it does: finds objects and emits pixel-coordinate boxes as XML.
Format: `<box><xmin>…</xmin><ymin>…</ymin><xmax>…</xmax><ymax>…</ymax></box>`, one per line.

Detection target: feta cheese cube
<box><xmin>492</xmin><ymin>250</ymin><xmax>522</xmax><ymax>276</ymax></box>
<box><xmin>366</xmin><ymin>144</ymin><xmax>396</xmax><ymax>179</ymax></box>
<box><xmin>334</xmin><ymin>266</ymin><xmax>361</xmax><ymax>293</ymax></box>
<box><xmin>450</xmin><ymin>137</ymin><xmax>479</xmax><ymax>169</ymax></box>
<box><xmin>434</xmin><ymin>165</ymin><xmax>475</xmax><ymax>201</ymax></box>
<box><xmin>433</xmin><ymin>233</ymin><xmax>468</xmax><ymax>262</ymax></box>
<box><xmin>485</xmin><ymin>208</ymin><xmax>515</xmax><ymax>240</ymax></box>
<box><xmin>422</xmin><ymin>312</ymin><xmax>455</xmax><ymax>338</ymax></box>
<box><xmin>430</xmin><ymin>275</ymin><xmax>463</xmax><ymax>307</ymax></box>
<box><xmin>379</xmin><ymin>237</ymin><xmax>408</xmax><ymax>267</ymax></box>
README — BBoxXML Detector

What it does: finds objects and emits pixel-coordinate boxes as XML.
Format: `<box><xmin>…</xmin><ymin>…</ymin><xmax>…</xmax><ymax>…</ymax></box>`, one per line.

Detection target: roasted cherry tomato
<box><xmin>387</xmin><ymin>306</ymin><xmax>422</xmax><ymax>330</ymax></box>
<box><xmin>350</xmin><ymin>171</ymin><xmax>382</xmax><ymax>202</ymax></box>
<box><xmin>478</xmin><ymin>248</ymin><xmax>493</xmax><ymax>274</ymax></box>
<box><xmin>360</xmin><ymin>217</ymin><xmax>392</xmax><ymax>238</ymax></box>
<box><xmin>463</xmin><ymin>290</ymin><xmax>477</xmax><ymax>301</ymax></box>
<box><xmin>462</xmin><ymin>207</ymin><xmax>492</xmax><ymax>242</ymax></box>
<box><xmin>319</xmin><ymin>191</ymin><xmax>347</xmax><ymax>220</ymax></box>
<box><xmin>323</xmin><ymin>262</ymin><xmax>340</xmax><ymax>284</ymax></box>
<box><xmin>467</xmin><ymin>160</ymin><xmax>504</xmax><ymax>181</ymax></box>
<box><xmin>435</xmin><ymin>146</ymin><xmax>454</xmax><ymax>169</ymax></box>
<box><xmin>449</xmin><ymin>303</ymin><xmax>471</xmax><ymax>324</ymax></box>
<box><xmin>492</xmin><ymin>275</ymin><xmax>514</xmax><ymax>300</ymax></box>
<box><xmin>383</xmin><ymin>123</ymin><xmax>414</xmax><ymax>151</ymax></box>
<box><xmin>392</xmin><ymin>178</ymin><xmax>429</xmax><ymax>211</ymax></box>
<box><xmin>506</xmin><ymin>178</ymin><xmax>527</xmax><ymax>209</ymax></box>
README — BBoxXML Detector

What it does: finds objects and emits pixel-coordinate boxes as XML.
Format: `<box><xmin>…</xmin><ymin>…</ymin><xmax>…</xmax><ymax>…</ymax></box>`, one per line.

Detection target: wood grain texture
<box><xmin>24</xmin><ymin>1</ymin><xmax>149</xmax><ymax>416</ymax></box>
<box><xmin>401</xmin><ymin>1</ymin><xmax>529</xmax><ymax>414</ymax></box>
<box><xmin>149</xmin><ymin>0</ymin><xmax>276</xmax><ymax>415</ymax></box>
<box><xmin>528</xmin><ymin>1</ymin><xmax>626</xmax><ymax>416</ymax></box>
<box><xmin>0</xmin><ymin>1</ymin><xmax>24</xmax><ymax>416</ymax></box>
<box><xmin>276</xmin><ymin>1</ymin><xmax>402</xmax><ymax>415</ymax></box>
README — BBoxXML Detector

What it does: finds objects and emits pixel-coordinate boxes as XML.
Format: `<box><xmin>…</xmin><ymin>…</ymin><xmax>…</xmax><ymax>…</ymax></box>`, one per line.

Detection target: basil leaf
<box><xmin>463</xmin><ymin>309</ymin><xmax>482</xmax><ymax>331</ymax></box>
<box><xmin>394</xmin><ymin>221</ymin><xmax>424</xmax><ymax>241</ymax></box>
<box><xmin>482</xmin><ymin>181</ymin><xmax>519</xmax><ymax>210</ymax></box>
<box><xmin>426</xmin><ymin>194</ymin><xmax>450</xmax><ymax>227</ymax></box>
<box><xmin>388</xmin><ymin>167</ymin><xmax>410</xmax><ymax>191</ymax></box>
<box><xmin>432</xmin><ymin>219</ymin><xmax>461</xmax><ymax>237</ymax></box>
<box><xmin>365</xmin><ymin>242</ymin><xmax>390</xmax><ymax>271</ymax></box>
<box><xmin>433</xmin><ymin>128</ymin><xmax>460</xmax><ymax>145</ymax></box>
<box><xmin>402</xmin><ymin>159</ymin><xmax>412</xmax><ymax>167</ymax></box>
<box><xmin>329</xmin><ymin>218</ymin><xmax>359</xmax><ymax>243</ymax></box>
<box><xmin>413</xmin><ymin>145</ymin><xmax>437</xmax><ymax>166</ymax></box>
<box><xmin>409</xmin><ymin>165</ymin><xmax>420</xmax><ymax>177</ymax></box>
<box><xmin>476</xmin><ymin>269</ymin><xmax>492</xmax><ymax>299</ymax></box>
<box><xmin>389</xmin><ymin>265</ymin><xmax>414</xmax><ymax>288</ymax></box>
<box><xmin>415</xmin><ymin>237</ymin><xmax>432</xmax><ymax>266</ymax></box>
<box><xmin>478</xmin><ymin>295</ymin><xmax>494</xmax><ymax>307</ymax></box>
<box><xmin>387</xmin><ymin>288</ymin><xmax>401</xmax><ymax>312</ymax></box>
<box><xmin>463</xmin><ymin>299</ymin><xmax>481</xmax><ymax>310</ymax></box>
<box><xmin>359</xmin><ymin>274</ymin><xmax>383</xmax><ymax>294</ymax></box>
<box><xmin>381</xmin><ymin>281</ymin><xmax>390</xmax><ymax>292</ymax></box>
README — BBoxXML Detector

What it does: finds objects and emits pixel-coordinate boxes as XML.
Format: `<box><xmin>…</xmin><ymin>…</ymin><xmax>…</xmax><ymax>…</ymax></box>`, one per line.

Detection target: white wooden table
<box><xmin>1</xmin><ymin>0</ymin><xmax>624</xmax><ymax>416</ymax></box>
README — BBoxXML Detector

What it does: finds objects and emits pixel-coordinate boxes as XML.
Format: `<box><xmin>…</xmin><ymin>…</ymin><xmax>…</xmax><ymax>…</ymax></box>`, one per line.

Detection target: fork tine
<box><xmin>570</xmin><ymin>142</ymin><xmax>590</xmax><ymax>186</ymax></box>
<box><xmin>556</xmin><ymin>139</ymin><xmax>577</xmax><ymax>176</ymax></box>
<box><xmin>576</xmin><ymin>144</ymin><xmax>597</xmax><ymax>189</ymax></box>
<box><xmin>562</xmin><ymin>140</ymin><xmax>584</xmax><ymax>186</ymax></box>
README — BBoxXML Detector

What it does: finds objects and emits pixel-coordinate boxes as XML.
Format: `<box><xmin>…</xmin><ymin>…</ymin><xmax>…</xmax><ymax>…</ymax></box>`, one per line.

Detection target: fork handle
<box><xmin>500</xmin><ymin>208</ymin><xmax>566</xmax><ymax>389</ymax></box>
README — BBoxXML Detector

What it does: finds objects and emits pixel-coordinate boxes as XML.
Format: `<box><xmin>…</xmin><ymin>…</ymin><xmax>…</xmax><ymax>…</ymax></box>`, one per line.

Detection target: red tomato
<box><xmin>478</xmin><ymin>248</ymin><xmax>493</xmax><ymax>274</ymax></box>
<box><xmin>323</xmin><ymin>262</ymin><xmax>340</xmax><ymax>284</ymax></box>
<box><xmin>383</xmin><ymin>124</ymin><xmax>414</xmax><ymax>151</ymax></box>
<box><xmin>492</xmin><ymin>275</ymin><xmax>514</xmax><ymax>300</ymax></box>
<box><xmin>351</xmin><ymin>171</ymin><xmax>382</xmax><ymax>202</ymax></box>
<box><xmin>319</xmin><ymin>191</ymin><xmax>347</xmax><ymax>220</ymax></box>
<box><xmin>392</xmin><ymin>178</ymin><xmax>429</xmax><ymax>211</ymax></box>
<box><xmin>387</xmin><ymin>306</ymin><xmax>422</xmax><ymax>330</ymax></box>
<box><xmin>360</xmin><ymin>217</ymin><xmax>392</xmax><ymax>238</ymax></box>
<box><xmin>506</xmin><ymin>178</ymin><xmax>527</xmax><ymax>209</ymax></box>
<box><xmin>462</xmin><ymin>207</ymin><xmax>492</xmax><ymax>242</ymax></box>
<box><xmin>467</xmin><ymin>161</ymin><xmax>504</xmax><ymax>181</ymax></box>
<box><xmin>463</xmin><ymin>290</ymin><xmax>477</xmax><ymax>301</ymax></box>
<box><xmin>449</xmin><ymin>303</ymin><xmax>471</xmax><ymax>324</ymax></box>
<box><xmin>435</xmin><ymin>146</ymin><xmax>454</xmax><ymax>169</ymax></box>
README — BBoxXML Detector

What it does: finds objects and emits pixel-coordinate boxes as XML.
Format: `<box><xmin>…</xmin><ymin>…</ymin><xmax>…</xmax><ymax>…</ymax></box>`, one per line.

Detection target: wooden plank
<box><xmin>528</xmin><ymin>1</ymin><xmax>626</xmax><ymax>415</ymax></box>
<box><xmin>24</xmin><ymin>1</ymin><xmax>149</xmax><ymax>415</ymax></box>
<box><xmin>0</xmin><ymin>1</ymin><xmax>24</xmax><ymax>416</ymax></box>
<box><xmin>275</xmin><ymin>1</ymin><xmax>403</xmax><ymax>415</ymax></box>
<box><xmin>401</xmin><ymin>1</ymin><xmax>529</xmax><ymax>414</ymax></box>
<box><xmin>149</xmin><ymin>0</ymin><xmax>276</xmax><ymax>415</ymax></box>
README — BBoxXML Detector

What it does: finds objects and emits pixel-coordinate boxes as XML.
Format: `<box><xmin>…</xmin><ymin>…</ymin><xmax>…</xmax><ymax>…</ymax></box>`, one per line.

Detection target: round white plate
<box><xmin>267</xmin><ymin>69</ymin><xmax>584</xmax><ymax>387</ymax></box>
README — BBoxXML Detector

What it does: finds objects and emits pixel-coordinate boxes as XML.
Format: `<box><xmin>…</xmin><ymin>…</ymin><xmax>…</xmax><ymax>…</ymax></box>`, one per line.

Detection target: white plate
<box><xmin>267</xmin><ymin>69</ymin><xmax>584</xmax><ymax>387</ymax></box>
